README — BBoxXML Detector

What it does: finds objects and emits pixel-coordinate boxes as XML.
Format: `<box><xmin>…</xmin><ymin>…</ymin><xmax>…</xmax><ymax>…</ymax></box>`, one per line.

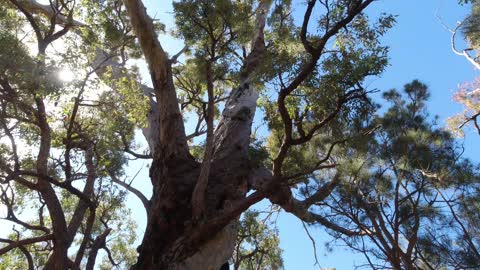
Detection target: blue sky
<box><xmin>126</xmin><ymin>1</ymin><xmax>480</xmax><ymax>269</ymax></box>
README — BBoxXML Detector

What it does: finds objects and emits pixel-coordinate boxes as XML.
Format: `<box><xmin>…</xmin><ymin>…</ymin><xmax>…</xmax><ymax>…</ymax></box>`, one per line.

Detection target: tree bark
<box><xmin>124</xmin><ymin>0</ymin><xmax>271</xmax><ymax>268</ymax></box>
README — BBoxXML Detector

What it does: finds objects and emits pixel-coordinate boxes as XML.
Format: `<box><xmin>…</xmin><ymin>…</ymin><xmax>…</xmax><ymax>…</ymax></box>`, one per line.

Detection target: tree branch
<box><xmin>109</xmin><ymin>172</ymin><xmax>150</xmax><ymax>214</ymax></box>
<box><xmin>212</xmin><ymin>0</ymin><xmax>272</xmax><ymax>161</ymax></box>
<box><xmin>85</xmin><ymin>228</ymin><xmax>111</xmax><ymax>270</ymax></box>
<box><xmin>0</xmin><ymin>234</ymin><xmax>53</xmax><ymax>255</ymax></box>
<box><xmin>123</xmin><ymin>0</ymin><xmax>190</xmax><ymax>160</ymax></box>
<box><xmin>274</xmin><ymin>0</ymin><xmax>375</xmax><ymax>177</ymax></box>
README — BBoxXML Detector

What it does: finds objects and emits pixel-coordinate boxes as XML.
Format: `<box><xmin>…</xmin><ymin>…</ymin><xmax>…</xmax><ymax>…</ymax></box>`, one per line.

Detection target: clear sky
<box><xmin>125</xmin><ymin>0</ymin><xmax>480</xmax><ymax>269</ymax></box>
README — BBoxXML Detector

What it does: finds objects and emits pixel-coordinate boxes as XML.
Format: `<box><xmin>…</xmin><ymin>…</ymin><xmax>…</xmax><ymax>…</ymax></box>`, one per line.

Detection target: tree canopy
<box><xmin>0</xmin><ymin>0</ymin><xmax>478</xmax><ymax>270</ymax></box>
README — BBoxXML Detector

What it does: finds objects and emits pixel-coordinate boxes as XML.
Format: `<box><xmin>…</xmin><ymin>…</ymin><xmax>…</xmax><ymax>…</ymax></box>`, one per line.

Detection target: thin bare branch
<box><xmin>0</xmin><ymin>234</ymin><xmax>53</xmax><ymax>255</ymax></box>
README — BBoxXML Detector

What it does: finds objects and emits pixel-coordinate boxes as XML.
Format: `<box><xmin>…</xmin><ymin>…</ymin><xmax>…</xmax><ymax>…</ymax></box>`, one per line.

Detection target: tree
<box><xmin>232</xmin><ymin>210</ymin><xmax>283</xmax><ymax>270</ymax></box>
<box><xmin>447</xmin><ymin>0</ymin><xmax>480</xmax><ymax>134</ymax></box>
<box><xmin>447</xmin><ymin>0</ymin><xmax>480</xmax><ymax>69</ymax></box>
<box><xmin>315</xmin><ymin>81</ymin><xmax>480</xmax><ymax>269</ymax></box>
<box><xmin>447</xmin><ymin>78</ymin><xmax>480</xmax><ymax>136</ymax></box>
<box><xmin>0</xmin><ymin>0</ymin><xmax>394</xmax><ymax>269</ymax></box>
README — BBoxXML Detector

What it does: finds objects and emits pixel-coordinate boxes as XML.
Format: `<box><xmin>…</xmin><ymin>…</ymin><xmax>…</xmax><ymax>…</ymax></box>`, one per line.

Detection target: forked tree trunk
<box><xmin>132</xmin><ymin>72</ymin><xmax>262</xmax><ymax>269</ymax></box>
<box><xmin>132</xmin><ymin>48</ymin><xmax>262</xmax><ymax>270</ymax></box>
<box><xmin>123</xmin><ymin>0</ymin><xmax>271</xmax><ymax>268</ymax></box>
<box><xmin>133</xmin><ymin>159</ymin><xmax>250</xmax><ymax>269</ymax></box>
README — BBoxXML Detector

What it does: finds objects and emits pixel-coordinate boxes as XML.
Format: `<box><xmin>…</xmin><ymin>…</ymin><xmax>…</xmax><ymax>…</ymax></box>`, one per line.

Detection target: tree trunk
<box><xmin>122</xmin><ymin>1</ymin><xmax>271</xmax><ymax>268</ymax></box>
<box><xmin>133</xmin><ymin>158</ymin><xmax>250</xmax><ymax>270</ymax></box>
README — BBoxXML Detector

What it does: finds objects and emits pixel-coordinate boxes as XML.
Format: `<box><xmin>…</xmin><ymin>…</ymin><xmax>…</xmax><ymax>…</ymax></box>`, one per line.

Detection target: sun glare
<box><xmin>58</xmin><ymin>69</ymin><xmax>75</xmax><ymax>82</ymax></box>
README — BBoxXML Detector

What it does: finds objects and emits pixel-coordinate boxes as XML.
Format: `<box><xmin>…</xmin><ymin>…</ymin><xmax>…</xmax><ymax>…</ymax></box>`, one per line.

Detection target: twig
<box><xmin>302</xmin><ymin>221</ymin><xmax>322</xmax><ymax>269</ymax></box>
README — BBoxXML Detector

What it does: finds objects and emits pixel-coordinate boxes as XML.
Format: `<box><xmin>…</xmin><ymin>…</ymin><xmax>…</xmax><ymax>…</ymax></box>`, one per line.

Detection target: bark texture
<box><xmin>123</xmin><ymin>0</ymin><xmax>271</xmax><ymax>269</ymax></box>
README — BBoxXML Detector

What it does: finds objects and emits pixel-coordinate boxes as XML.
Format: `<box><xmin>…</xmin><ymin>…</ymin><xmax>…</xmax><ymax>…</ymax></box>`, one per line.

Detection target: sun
<box><xmin>58</xmin><ymin>68</ymin><xmax>75</xmax><ymax>82</ymax></box>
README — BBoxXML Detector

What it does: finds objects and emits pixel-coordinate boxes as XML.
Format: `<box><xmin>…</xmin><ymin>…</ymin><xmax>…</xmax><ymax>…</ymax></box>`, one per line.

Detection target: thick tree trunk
<box><xmin>125</xmin><ymin>0</ymin><xmax>271</xmax><ymax>268</ymax></box>
<box><xmin>121</xmin><ymin>1</ymin><xmax>238</xmax><ymax>268</ymax></box>
<box><xmin>134</xmin><ymin>165</ymin><xmax>243</xmax><ymax>270</ymax></box>
<box><xmin>131</xmin><ymin>88</ymin><xmax>260</xmax><ymax>270</ymax></box>
<box><xmin>134</xmin><ymin>123</ymin><xmax>253</xmax><ymax>269</ymax></box>
<box><xmin>132</xmin><ymin>151</ymin><xmax>255</xmax><ymax>270</ymax></box>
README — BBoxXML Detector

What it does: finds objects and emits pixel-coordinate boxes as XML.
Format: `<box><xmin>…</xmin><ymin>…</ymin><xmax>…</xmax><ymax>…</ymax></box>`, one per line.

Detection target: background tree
<box><xmin>0</xmin><ymin>0</ymin><xmax>145</xmax><ymax>269</ymax></box>
<box><xmin>448</xmin><ymin>0</ymin><xmax>480</xmax><ymax>69</ymax></box>
<box><xmin>232</xmin><ymin>210</ymin><xmax>283</xmax><ymax>270</ymax></box>
<box><xmin>434</xmin><ymin>2</ymin><xmax>480</xmax><ymax>269</ymax></box>
<box><xmin>0</xmin><ymin>0</ymin><xmax>395</xmax><ymax>269</ymax></box>
<box><xmin>314</xmin><ymin>80</ymin><xmax>480</xmax><ymax>269</ymax></box>
<box><xmin>447</xmin><ymin>78</ymin><xmax>480</xmax><ymax>136</ymax></box>
<box><xmin>447</xmin><ymin>0</ymin><xmax>480</xmax><ymax>135</ymax></box>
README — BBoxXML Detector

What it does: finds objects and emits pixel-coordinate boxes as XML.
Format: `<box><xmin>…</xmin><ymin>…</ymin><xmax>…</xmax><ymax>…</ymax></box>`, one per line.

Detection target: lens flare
<box><xmin>58</xmin><ymin>69</ymin><xmax>75</xmax><ymax>82</ymax></box>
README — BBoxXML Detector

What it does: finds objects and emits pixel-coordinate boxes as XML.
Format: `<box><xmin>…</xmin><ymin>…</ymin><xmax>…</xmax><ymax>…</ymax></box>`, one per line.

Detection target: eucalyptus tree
<box><xmin>446</xmin><ymin>0</ymin><xmax>480</xmax><ymax>69</ymax></box>
<box><xmin>232</xmin><ymin>210</ymin><xmax>283</xmax><ymax>270</ymax></box>
<box><xmin>312</xmin><ymin>81</ymin><xmax>480</xmax><ymax>269</ymax></box>
<box><xmin>448</xmin><ymin>0</ymin><xmax>480</xmax><ymax>134</ymax></box>
<box><xmin>0</xmin><ymin>0</ymin><xmax>394</xmax><ymax>269</ymax></box>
